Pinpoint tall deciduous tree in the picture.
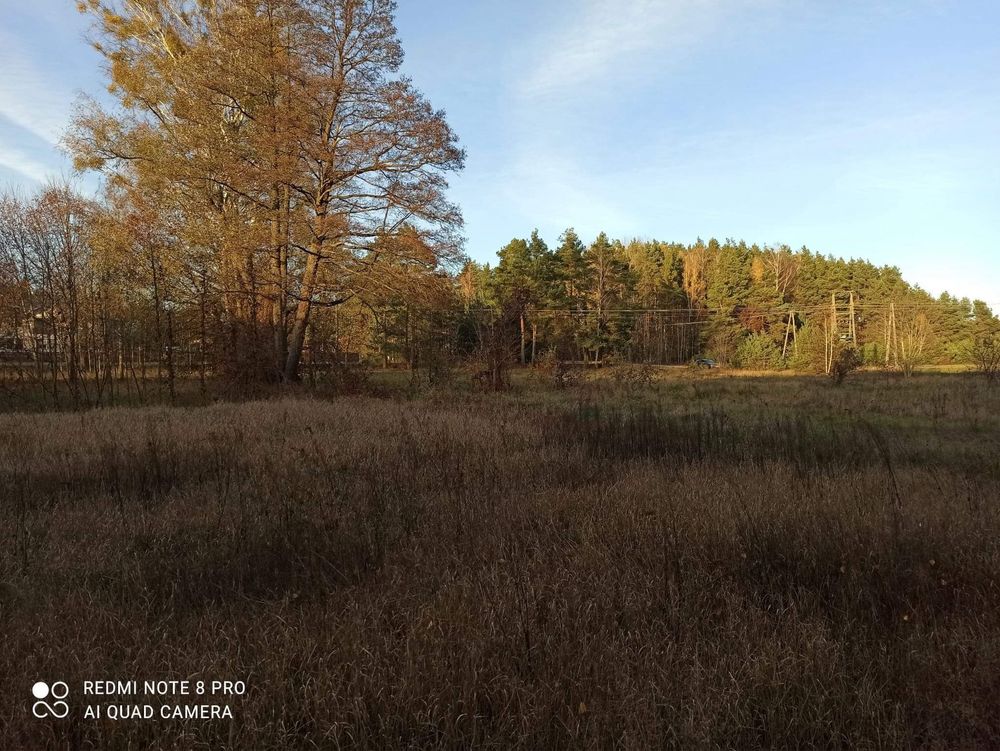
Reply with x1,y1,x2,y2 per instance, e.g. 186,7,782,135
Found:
72,0,464,381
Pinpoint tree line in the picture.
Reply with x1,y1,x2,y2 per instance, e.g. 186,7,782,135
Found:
3,184,997,401
0,0,997,407
458,230,997,376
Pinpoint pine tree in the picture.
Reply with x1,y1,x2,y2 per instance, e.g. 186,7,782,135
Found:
581,233,627,363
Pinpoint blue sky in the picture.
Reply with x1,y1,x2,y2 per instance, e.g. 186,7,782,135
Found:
1,1,998,309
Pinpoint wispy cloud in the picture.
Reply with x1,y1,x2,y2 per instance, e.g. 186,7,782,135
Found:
502,0,779,237
0,140,53,184
0,29,75,146
516,0,770,100
0,6,105,188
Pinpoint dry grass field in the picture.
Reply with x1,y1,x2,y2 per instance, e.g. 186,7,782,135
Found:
2,372,999,749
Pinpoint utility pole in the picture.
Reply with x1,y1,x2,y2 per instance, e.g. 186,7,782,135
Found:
828,291,860,370
520,314,526,365
885,303,892,368
887,300,899,369
848,292,857,345
781,310,796,360
826,293,838,374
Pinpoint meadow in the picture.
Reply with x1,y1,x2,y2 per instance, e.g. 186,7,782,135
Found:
2,370,999,749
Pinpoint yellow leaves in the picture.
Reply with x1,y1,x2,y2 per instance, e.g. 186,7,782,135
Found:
101,8,127,33
71,153,108,173
162,27,186,60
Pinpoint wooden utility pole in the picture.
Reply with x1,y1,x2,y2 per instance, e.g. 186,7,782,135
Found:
831,292,838,339
520,314,526,365
848,292,857,344
824,316,832,375
886,300,899,369
827,291,859,373
825,293,838,374
781,310,796,360
885,308,892,368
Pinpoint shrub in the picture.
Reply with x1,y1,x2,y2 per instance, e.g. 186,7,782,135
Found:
970,325,1000,382
611,361,656,389
789,323,826,373
860,341,883,366
534,349,580,389
734,333,782,370
830,346,861,385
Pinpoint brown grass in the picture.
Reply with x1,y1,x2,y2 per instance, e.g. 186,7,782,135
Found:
2,373,999,749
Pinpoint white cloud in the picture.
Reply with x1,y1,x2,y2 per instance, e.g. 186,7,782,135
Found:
0,141,54,184
516,0,767,100
0,28,75,146
501,0,774,234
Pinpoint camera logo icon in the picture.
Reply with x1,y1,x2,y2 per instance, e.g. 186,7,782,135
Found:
31,682,69,719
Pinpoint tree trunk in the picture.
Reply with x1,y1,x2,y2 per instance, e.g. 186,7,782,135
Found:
199,271,208,397
166,306,176,402
283,245,321,382
271,186,288,380
520,314,526,365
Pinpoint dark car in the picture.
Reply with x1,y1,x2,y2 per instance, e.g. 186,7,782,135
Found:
695,358,718,369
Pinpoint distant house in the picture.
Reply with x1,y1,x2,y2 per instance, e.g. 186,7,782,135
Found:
26,310,68,361
0,309,67,361
0,333,22,361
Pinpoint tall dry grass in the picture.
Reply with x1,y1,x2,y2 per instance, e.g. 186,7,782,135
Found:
1,373,999,748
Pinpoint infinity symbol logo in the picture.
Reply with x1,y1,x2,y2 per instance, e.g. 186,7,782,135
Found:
31,682,69,719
